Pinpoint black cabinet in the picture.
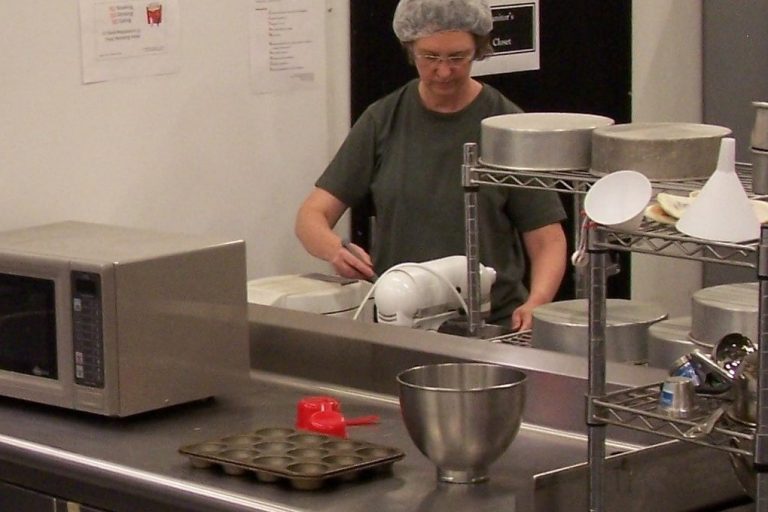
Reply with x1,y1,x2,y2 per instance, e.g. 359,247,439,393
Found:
0,480,109,512
55,501,109,512
0,481,54,511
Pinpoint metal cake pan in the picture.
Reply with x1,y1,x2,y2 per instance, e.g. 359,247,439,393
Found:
690,282,758,346
531,299,667,363
591,122,731,180
480,112,614,171
646,316,696,369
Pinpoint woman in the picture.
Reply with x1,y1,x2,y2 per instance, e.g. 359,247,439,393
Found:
295,0,566,330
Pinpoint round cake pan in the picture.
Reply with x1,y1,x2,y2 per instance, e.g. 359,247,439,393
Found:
480,112,614,171
531,299,667,363
752,148,768,195
647,316,695,370
591,122,731,180
752,101,768,150
690,282,757,346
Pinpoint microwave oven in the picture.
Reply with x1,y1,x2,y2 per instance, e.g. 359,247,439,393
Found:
0,221,250,416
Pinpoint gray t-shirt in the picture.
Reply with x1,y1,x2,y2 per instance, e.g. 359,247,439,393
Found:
317,79,566,323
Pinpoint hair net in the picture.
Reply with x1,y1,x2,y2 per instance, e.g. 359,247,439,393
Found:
392,0,493,42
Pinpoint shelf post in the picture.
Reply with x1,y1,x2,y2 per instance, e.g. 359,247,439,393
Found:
756,224,768,508
463,143,482,337
587,225,608,512
574,183,589,298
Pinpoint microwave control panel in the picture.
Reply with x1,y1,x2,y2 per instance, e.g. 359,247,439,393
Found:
71,272,104,388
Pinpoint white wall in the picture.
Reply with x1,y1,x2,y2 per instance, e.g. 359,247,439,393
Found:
0,0,707,312
0,0,350,280
631,0,704,317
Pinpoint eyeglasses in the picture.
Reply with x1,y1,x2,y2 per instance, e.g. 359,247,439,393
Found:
414,51,475,68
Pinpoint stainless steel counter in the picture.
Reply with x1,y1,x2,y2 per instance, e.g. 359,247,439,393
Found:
0,370,750,512
248,304,671,441
0,305,752,511
0,370,592,512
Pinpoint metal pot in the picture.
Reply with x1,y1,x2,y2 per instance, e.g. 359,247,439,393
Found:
531,299,667,363
480,113,614,171
690,334,758,426
729,350,758,426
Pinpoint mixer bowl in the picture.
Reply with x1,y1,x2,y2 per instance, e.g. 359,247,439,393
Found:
397,363,527,483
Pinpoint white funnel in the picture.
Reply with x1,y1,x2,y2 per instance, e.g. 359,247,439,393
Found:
676,138,760,242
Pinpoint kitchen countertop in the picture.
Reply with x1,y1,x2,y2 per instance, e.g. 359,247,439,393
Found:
0,371,590,512
0,305,752,511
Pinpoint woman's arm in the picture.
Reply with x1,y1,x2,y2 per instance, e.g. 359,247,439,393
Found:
295,187,375,280
511,222,567,331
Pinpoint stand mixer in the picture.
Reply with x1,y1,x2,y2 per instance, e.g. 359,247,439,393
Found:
373,255,496,330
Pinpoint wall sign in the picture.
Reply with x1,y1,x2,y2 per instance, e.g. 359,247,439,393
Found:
472,0,539,77
249,0,326,95
79,0,181,83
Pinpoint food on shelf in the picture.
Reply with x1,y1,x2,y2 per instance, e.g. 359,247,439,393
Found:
645,191,768,224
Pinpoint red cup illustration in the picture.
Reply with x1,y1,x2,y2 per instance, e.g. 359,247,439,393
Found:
146,3,162,25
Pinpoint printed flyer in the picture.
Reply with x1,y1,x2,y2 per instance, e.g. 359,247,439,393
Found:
249,0,326,94
80,0,180,83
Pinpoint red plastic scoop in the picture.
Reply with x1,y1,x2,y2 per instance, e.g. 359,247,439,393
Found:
295,395,340,430
344,414,380,426
308,410,380,438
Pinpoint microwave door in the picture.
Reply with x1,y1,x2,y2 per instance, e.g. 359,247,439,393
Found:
0,273,58,380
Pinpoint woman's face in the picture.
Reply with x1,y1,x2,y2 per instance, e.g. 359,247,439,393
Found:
411,31,476,100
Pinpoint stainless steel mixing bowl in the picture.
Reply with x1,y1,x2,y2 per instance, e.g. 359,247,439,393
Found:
397,363,527,484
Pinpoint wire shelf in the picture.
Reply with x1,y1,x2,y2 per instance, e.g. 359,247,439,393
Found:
469,162,758,196
594,221,759,267
592,382,755,456
469,164,762,267
466,156,768,507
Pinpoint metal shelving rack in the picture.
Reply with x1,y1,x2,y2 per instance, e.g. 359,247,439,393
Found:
461,142,767,511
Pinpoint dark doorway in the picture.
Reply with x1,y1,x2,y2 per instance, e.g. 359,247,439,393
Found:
348,1,633,300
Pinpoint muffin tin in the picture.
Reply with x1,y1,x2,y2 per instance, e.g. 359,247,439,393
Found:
179,427,405,490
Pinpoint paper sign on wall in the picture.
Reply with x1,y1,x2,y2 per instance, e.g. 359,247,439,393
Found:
249,0,326,94
472,0,540,77
79,0,181,84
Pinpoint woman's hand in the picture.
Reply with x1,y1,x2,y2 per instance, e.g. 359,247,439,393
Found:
510,302,536,332
332,241,376,281
296,188,377,282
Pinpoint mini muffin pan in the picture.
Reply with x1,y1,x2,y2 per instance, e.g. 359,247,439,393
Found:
179,427,405,490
